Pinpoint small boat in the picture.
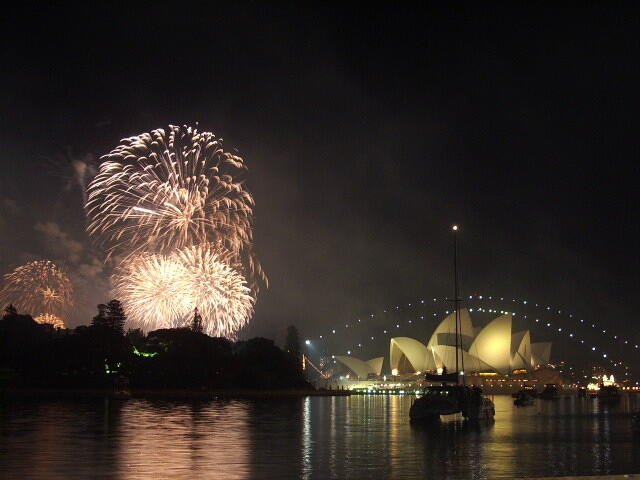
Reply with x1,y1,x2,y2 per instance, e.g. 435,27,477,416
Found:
539,383,560,400
410,384,495,422
512,386,538,399
513,390,535,407
632,411,640,433
466,392,496,421
597,384,620,402
410,385,465,420
577,386,587,398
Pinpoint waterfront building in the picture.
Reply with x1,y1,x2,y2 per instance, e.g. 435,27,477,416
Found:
389,309,551,376
334,356,384,379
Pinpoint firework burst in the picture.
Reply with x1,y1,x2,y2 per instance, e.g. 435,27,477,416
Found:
112,243,254,338
85,125,265,288
34,313,66,329
0,260,73,321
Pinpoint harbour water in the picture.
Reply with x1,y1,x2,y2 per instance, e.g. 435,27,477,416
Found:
1,394,639,479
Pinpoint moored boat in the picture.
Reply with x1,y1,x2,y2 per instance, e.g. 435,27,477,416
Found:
465,392,496,421
409,225,495,423
539,383,560,400
410,385,464,421
512,385,538,399
632,411,640,433
597,384,620,402
513,390,535,407
410,384,494,421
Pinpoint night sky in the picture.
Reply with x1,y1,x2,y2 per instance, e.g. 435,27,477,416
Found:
1,5,638,369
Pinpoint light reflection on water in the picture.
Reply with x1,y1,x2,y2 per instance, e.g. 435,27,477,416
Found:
118,400,252,479
1,394,639,479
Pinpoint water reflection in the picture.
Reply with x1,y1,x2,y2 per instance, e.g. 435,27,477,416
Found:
0,397,124,478
301,396,312,479
118,399,252,479
1,394,639,479
409,419,492,479
245,399,305,479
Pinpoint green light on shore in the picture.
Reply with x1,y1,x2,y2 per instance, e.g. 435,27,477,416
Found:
133,346,159,358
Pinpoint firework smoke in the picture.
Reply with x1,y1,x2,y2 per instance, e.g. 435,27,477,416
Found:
0,260,73,324
112,243,254,338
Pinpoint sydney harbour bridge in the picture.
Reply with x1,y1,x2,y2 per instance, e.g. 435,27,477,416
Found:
303,293,638,385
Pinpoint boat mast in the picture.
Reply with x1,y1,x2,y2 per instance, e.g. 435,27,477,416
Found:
452,224,465,385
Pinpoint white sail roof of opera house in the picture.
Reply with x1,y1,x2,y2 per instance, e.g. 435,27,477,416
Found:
389,308,551,375
427,310,474,350
334,356,384,379
430,344,494,373
531,342,552,367
468,314,512,374
390,337,433,373
510,330,531,371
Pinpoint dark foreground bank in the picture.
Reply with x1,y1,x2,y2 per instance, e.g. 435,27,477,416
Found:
1,311,313,392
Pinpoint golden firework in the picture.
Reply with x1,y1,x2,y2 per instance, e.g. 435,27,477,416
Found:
112,243,254,338
0,260,73,322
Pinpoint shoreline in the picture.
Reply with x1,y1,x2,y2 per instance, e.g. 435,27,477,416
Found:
0,386,352,399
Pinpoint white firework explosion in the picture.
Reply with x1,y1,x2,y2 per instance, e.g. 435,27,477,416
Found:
84,125,265,288
112,243,254,338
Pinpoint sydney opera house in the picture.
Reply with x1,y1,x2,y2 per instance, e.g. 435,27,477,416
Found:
335,309,552,379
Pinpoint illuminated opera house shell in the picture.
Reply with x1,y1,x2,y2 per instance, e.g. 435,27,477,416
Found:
334,356,384,379
390,309,551,375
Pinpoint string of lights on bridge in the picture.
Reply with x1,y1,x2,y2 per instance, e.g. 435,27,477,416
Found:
309,294,637,378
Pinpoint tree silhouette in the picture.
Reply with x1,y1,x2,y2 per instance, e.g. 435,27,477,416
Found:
106,299,126,336
92,303,109,328
91,300,126,336
285,325,300,358
3,304,17,317
191,307,203,334
126,328,145,346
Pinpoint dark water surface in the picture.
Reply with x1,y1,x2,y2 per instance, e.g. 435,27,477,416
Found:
1,394,639,479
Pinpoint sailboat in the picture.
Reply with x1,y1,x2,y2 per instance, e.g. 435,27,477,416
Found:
409,225,495,422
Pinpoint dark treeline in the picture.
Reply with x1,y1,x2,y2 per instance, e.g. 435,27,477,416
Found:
0,305,310,391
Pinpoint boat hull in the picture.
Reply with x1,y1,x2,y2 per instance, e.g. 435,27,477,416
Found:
465,397,495,421
410,386,495,422
540,384,560,400
514,396,534,407
632,412,640,433
410,395,460,421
